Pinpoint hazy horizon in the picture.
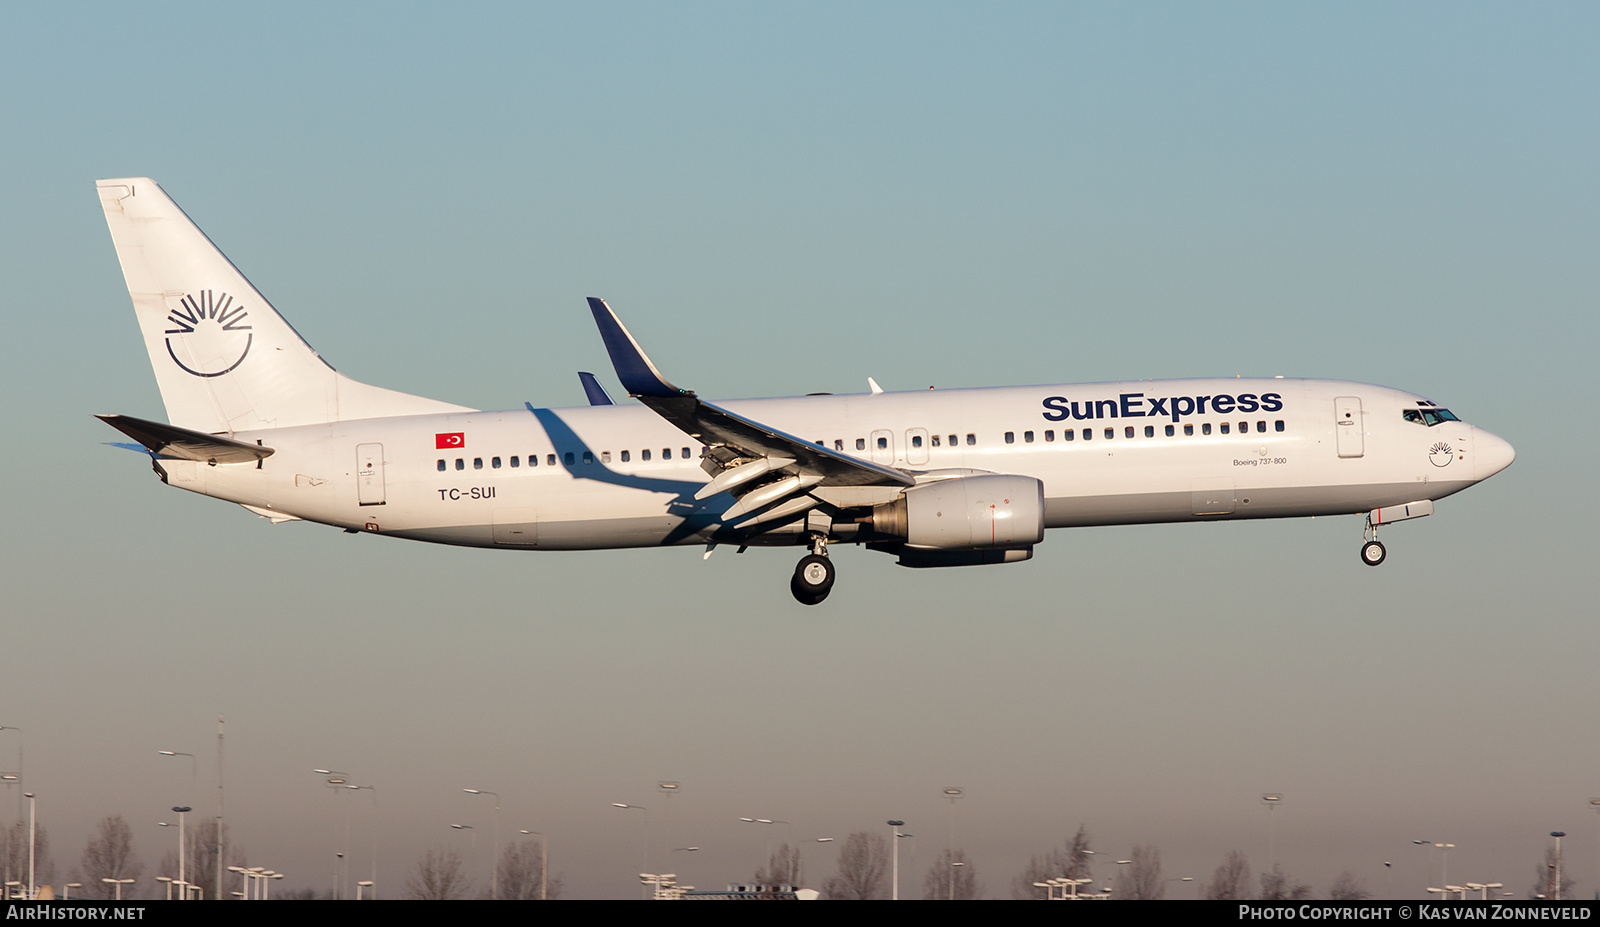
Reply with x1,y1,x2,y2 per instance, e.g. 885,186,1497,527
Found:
1,1,1595,900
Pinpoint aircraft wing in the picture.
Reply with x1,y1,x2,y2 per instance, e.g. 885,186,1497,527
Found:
96,413,274,464
587,297,914,490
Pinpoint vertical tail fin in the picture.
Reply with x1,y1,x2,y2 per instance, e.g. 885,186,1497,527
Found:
97,178,469,433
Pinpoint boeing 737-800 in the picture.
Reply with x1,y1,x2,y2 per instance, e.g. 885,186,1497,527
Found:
95,178,1515,604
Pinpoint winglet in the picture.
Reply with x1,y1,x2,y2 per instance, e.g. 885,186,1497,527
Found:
577,371,615,406
586,297,693,399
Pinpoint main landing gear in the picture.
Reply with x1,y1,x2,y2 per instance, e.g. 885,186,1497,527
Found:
1360,516,1386,567
791,536,835,605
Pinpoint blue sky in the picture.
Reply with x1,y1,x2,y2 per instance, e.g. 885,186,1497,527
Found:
1,2,1595,899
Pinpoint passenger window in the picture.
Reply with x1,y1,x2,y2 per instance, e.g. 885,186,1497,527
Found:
1165,425,1175,437
931,435,941,447
856,438,866,451
912,435,923,448
1202,423,1211,435
1238,421,1248,433
834,439,844,451
642,449,652,461
456,458,465,470
1104,427,1114,440
966,434,976,446
582,451,594,465
621,450,630,462
1125,426,1134,439
564,452,575,465
1082,428,1092,441
683,447,692,459
492,457,502,469
662,448,672,459
1044,430,1054,442
1221,423,1230,434
1063,429,1075,441
510,456,520,468
601,451,611,463
1183,425,1193,436
437,459,446,472
547,454,557,466
1256,421,1266,433
1275,420,1285,432
1024,431,1034,443
1005,432,1015,444
1144,425,1154,438
474,458,484,469
876,437,888,450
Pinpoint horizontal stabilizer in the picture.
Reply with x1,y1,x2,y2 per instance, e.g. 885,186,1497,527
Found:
96,413,274,464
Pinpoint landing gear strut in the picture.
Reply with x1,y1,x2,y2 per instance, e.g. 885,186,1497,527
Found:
1360,516,1386,567
791,536,835,605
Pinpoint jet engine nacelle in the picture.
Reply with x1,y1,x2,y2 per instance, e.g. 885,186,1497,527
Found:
871,474,1045,550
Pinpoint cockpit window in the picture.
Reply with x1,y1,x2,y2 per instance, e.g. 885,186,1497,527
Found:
1403,408,1460,426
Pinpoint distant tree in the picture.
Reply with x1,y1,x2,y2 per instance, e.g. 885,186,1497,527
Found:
1203,850,1253,900
496,837,561,899
80,816,142,899
1329,871,1370,900
755,842,804,888
1529,846,1577,900
923,848,980,900
5,820,56,892
1012,824,1094,899
1120,844,1165,900
821,832,888,900
406,846,473,900
1260,864,1314,900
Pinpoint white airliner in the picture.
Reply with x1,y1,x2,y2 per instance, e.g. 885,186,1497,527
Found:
95,178,1515,604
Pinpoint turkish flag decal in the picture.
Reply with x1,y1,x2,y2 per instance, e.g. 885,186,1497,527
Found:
435,432,465,449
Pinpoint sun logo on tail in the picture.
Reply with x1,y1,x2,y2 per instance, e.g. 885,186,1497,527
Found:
1428,441,1454,467
165,290,253,377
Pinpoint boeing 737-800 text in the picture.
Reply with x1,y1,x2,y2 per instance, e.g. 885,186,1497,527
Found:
95,178,1514,604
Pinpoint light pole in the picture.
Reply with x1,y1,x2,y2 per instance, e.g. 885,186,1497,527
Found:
658,782,680,864
1591,800,1600,902
25,792,36,901
942,787,964,900
1435,843,1455,891
0,727,20,895
520,830,549,900
101,877,135,901
612,803,650,896
463,789,501,899
1550,831,1566,900
313,769,350,899
1261,793,1283,872
887,821,908,901
348,785,378,900
172,806,192,900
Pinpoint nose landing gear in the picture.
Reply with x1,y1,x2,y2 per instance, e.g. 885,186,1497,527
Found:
1360,515,1386,566
791,536,835,605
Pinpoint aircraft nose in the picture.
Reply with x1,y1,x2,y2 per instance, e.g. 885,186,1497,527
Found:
1473,426,1515,480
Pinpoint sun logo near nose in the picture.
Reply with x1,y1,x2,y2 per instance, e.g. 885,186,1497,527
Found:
1428,441,1454,468
165,290,253,377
